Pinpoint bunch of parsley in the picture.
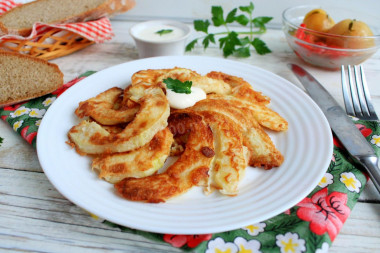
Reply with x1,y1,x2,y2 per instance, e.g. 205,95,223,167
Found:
186,2,272,57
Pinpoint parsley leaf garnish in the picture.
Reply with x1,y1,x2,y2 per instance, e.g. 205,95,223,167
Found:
0,137,3,146
186,2,272,57
156,29,173,36
164,78,192,94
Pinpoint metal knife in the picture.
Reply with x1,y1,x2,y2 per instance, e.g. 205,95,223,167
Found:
288,63,380,193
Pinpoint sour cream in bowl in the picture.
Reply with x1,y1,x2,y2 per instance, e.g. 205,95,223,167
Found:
130,20,191,58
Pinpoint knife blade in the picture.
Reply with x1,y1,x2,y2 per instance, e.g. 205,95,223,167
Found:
288,63,380,193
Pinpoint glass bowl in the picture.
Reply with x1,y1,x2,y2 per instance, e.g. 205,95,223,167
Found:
282,5,380,70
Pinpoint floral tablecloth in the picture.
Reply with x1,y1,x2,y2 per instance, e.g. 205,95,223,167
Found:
1,71,379,253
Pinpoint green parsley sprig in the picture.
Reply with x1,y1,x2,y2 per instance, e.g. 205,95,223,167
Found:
186,2,272,57
164,78,192,94
0,137,3,147
156,29,173,36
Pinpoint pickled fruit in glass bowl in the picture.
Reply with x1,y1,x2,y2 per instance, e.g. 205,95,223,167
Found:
303,8,335,32
282,5,380,70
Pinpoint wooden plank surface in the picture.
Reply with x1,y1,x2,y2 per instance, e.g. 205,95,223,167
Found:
1,167,380,252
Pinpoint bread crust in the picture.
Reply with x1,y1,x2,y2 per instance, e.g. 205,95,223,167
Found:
0,0,136,36
0,51,63,107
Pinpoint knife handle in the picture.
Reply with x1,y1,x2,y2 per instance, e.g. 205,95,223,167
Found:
356,155,380,193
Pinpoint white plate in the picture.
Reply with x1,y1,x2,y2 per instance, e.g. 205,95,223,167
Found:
37,56,333,234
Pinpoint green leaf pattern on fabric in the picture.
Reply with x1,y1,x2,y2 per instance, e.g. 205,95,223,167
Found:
1,72,379,253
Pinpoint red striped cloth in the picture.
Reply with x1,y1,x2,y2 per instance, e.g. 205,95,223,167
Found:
0,0,19,12
0,0,113,43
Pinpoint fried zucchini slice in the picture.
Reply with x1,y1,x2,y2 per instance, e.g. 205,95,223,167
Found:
75,87,139,125
196,111,247,195
68,85,170,154
114,113,214,203
189,98,284,169
208,94,288,132
92,127,173,183
207,71,270,105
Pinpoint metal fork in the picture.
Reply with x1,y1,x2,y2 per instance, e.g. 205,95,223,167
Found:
341,65,379,121
341,65,380,193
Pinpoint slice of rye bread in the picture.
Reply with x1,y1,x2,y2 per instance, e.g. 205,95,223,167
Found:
0,51,63,107
0,0,136,36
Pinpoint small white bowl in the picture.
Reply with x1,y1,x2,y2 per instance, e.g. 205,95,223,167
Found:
129,20,191,58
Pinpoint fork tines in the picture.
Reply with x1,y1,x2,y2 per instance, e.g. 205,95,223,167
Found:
341,65,379,121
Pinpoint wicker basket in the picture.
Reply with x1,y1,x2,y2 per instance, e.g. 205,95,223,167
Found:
0,28,94,60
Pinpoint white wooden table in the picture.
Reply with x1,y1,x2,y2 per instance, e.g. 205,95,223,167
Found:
1,20,380,252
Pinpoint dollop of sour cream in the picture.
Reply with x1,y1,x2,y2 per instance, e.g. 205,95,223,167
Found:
166,87,206,109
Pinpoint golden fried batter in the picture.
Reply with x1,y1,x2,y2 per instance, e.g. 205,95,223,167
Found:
75,87,139,125
131,68,169,86
200,111,246,195
208,94,288,132
92,128,173,183
243,128,284,169
206,71,270,105
174,110,247,195
189,98,284,169
68,85,170,154
114,113,214,203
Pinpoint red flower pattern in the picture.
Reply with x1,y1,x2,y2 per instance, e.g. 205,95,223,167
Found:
163,234,212,248
333,136,343,149
296,188,350,241
355,123,372,137
1,103,23,113
20,126,37,144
